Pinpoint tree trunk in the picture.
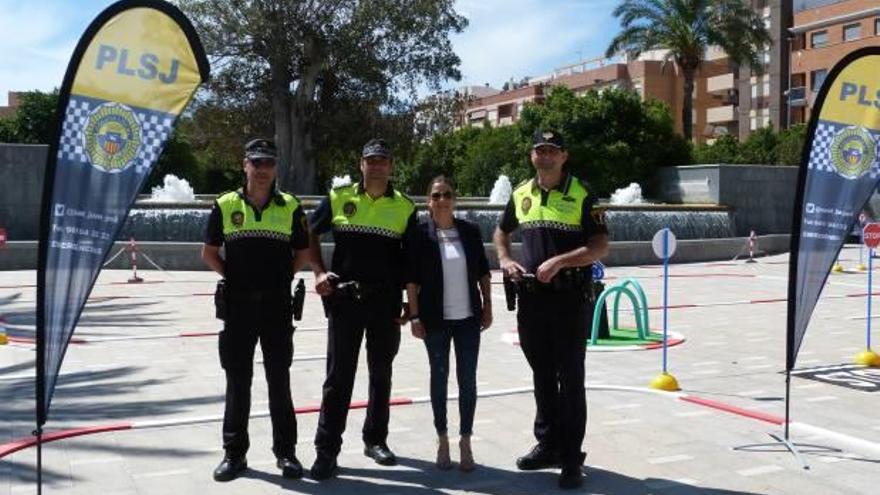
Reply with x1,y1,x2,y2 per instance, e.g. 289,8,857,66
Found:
285,36,324,194
270,59,293,190
682,68,695,142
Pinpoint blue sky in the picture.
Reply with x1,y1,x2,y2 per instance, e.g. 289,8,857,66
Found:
0,0,623,105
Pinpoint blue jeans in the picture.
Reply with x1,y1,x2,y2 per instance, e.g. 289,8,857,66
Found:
424,317,481,436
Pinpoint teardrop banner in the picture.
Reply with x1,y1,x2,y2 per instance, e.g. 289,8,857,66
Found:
782,46,880,466
36,0,208,438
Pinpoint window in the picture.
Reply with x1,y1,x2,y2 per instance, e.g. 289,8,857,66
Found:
811,69,828,92
811,30,828,48
875,18,879,35
844,23,861,41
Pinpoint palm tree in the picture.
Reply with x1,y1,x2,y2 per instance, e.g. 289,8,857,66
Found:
606,0,771,141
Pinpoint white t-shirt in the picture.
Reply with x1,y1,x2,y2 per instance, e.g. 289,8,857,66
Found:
437,227,473,320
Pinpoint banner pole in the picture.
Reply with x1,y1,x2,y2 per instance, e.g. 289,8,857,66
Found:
662,228,669,374
35,428,42,495
868,248,873,351
784,370,791,440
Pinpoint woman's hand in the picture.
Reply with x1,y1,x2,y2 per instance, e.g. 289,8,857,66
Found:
411,319,426,339
480,304,493,331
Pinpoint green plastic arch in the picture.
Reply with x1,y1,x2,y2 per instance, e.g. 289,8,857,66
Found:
611,277,650,333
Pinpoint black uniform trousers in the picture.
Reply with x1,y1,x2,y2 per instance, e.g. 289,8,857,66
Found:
314,293,401,458
517,288,589,468
219,298,296,459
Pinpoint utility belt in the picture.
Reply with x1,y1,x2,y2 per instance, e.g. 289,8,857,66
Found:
321,275,400,316
215,279,305,322
503,268,591,311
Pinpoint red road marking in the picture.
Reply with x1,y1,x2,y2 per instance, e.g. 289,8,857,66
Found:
0,398,418,459
643,338,684,350
179,332,218,338
749,297,787,304
679,396,785,425
0,423,132,458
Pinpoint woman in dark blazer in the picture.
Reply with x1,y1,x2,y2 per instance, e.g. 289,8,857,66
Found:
405,175,492,472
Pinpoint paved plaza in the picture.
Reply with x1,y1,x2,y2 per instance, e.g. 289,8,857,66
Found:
1,246,879,494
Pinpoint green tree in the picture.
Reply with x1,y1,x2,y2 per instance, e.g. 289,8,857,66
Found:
143,129,202,192
606,0,770,141
737,125,778,164
517,86,689,196
693,134,739,163
179,0,467,194
0,90,59,144
777,123,806,166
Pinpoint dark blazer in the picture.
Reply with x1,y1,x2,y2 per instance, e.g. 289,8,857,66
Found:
406,216,490,329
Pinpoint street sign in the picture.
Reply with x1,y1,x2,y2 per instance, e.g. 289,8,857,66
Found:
652,228,677,259
864,223,880,249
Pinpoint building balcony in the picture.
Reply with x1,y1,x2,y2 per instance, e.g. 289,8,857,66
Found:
706,105,738,124
705,46,729,61
707,73,736,94
787,86,807,107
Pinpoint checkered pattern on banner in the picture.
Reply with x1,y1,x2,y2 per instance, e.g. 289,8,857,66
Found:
808,120,880,179
56,95,175,175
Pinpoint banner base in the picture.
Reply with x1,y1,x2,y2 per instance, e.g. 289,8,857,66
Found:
854,349,880,367
649,372,680,392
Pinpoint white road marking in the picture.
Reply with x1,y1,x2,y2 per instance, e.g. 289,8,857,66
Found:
647,454,693,465
736,465,784,476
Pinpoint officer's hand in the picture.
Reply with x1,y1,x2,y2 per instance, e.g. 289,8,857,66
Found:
315,272,335,296
411,320,426,339
480,305,493,331
536,258,562,284
500,257,526,281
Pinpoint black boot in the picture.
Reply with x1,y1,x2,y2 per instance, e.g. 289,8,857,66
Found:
558,465,584,489
213,455,247,482
310,453,338,481
364,443,397,466
516,444,560,470
277,454,303,479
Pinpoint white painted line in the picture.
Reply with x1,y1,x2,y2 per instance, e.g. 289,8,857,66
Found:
737,390,767,397
805,396,839,403
736,465,783,477
818,456,848,464
69,456,124,466
647,454,693,465
602,419,643,426
646,478,699,489
740,356,769,362
673,411,711,418
132,468,191,478
606,403,643,411
692,369,721,375
691,361,721,367
791,422,880,458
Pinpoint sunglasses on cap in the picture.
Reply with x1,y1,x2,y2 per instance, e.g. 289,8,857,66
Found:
249,157,277,168
430,191,454,200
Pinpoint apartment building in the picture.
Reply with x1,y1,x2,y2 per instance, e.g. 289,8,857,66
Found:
0,92,23,119
463,0,791,143
788,0,880,124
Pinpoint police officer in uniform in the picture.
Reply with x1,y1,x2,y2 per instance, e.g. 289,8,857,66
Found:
307,138,417,480
203,139,310,481
493,130,609,489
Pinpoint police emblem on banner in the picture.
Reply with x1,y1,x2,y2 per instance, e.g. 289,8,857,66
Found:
830,126,876,179
343,201,357,217
231,211,244,228
521,197,532,215
83,102,143,173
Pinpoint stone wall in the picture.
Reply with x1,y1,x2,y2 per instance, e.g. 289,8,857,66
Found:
657,164,799,236
0,144,47,240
